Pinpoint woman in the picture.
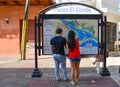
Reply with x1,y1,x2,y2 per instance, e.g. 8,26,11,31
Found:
67,30,81,85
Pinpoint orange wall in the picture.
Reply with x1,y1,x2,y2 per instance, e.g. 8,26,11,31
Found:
0,5,48,56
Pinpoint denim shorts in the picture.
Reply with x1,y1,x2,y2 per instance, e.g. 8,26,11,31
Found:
69,57,81,62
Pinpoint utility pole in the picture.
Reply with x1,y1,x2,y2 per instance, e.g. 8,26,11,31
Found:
21,0,30,60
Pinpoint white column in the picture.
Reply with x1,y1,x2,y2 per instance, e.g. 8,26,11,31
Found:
119,0,120,12
96,0,102,8
117,22,120,40
96,0,107,12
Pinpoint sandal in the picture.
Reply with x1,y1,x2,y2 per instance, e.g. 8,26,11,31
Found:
75,79,78,82
70,81,75,85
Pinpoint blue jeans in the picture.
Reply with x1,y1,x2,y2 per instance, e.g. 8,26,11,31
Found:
53,54,68,80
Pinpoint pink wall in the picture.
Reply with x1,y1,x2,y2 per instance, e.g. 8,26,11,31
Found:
0,5,48,56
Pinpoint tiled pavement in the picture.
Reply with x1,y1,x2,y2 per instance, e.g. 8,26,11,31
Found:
0,53,120,87
0,68,119,87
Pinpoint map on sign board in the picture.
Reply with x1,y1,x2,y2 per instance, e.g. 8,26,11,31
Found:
43,19,98,55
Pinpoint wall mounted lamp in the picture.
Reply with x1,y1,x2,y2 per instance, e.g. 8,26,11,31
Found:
5,18,9,24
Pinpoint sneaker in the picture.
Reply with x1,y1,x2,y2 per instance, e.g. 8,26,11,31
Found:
64,79,69,82
70,81,75,85
56,79,61,82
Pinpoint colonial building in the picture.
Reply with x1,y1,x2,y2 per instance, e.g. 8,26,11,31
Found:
0,0,55,56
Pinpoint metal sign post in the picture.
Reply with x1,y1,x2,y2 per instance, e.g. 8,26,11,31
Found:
100,16,110,76
31,16,42,77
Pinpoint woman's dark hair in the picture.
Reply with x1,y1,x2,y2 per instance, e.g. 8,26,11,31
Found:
56,28,63,34
68,30,76,51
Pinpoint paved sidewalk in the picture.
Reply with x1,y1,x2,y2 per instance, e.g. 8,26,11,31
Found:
0,54,120,87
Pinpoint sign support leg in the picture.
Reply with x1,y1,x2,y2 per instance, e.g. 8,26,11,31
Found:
31,16,42,77
100,16,110,76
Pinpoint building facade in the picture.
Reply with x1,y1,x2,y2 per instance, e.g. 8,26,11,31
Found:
0,0,120,56
0,0,54,56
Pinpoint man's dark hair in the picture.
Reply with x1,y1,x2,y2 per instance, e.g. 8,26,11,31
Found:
56,28,63,34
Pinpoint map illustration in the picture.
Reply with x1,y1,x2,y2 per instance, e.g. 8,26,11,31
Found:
43,19,98,55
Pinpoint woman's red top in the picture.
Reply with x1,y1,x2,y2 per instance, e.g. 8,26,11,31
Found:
68,39,81,58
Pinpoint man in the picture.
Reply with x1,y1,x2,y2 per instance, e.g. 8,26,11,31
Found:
50,28,68,81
